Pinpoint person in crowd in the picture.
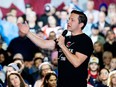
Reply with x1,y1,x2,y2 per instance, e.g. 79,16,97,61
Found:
96,11,110,37
83,13,94,36
22,4,33,22
26,11,40,33
90,23,106,45
0,14,19,46
87,56,99,87
17,16,24,24
36,30,47,40
34,52,44,59
103,30,116,57
38,3,59,27
111,24,116,37
84,0,99,23
109,57,116,72
12,53,25,75
95,68,109,87
30,56,43,82
47,31,56,40
6,63,20,73
7,71,28,87
0,46,10,67
41,71,57,87
34,62,53,87
59,10,68,30
99,3,108,16
7,28,40,62
0,65,5,87
65,0,83,13
51,50,58,76
3,62,20,87
42,31,57,61
107,70,116,87
0,78,4,87
102,51,113,69
9,8,17,18
41,15,61,38
92,41,104,69
107,12,116,26
18,10,93,87
106,3,116,24
38,31,57,62
13,53,35,86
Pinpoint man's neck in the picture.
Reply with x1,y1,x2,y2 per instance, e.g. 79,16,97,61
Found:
71,29,83,36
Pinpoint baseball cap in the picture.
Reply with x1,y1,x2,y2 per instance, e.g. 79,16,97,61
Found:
44,3,52,13
89,56,99,64
91,23,99,30
8,63,20,71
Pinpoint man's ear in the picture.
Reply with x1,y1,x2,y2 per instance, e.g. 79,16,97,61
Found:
79,23,84,29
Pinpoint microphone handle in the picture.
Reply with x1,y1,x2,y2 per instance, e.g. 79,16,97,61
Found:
55,30,68,49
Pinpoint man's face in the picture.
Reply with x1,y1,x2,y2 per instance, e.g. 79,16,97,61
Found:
67,13,79,32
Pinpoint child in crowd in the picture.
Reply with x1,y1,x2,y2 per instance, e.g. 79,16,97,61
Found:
87,56,100,87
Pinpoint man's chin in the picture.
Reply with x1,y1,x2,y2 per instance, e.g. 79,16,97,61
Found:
67,28,71,31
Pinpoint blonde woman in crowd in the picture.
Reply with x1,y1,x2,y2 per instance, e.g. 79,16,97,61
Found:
93,41,104,69
107,70,116,87
102,51,113,69
109,58,116,72
7,71,28,87
106,3,116,24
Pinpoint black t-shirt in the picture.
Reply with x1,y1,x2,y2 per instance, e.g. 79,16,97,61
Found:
104,41,116,57
58,33,93,87
7,36,40,61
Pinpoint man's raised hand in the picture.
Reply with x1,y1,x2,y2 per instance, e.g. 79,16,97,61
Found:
17,22,29,35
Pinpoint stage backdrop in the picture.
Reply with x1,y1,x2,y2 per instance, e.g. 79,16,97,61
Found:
0,0,116,18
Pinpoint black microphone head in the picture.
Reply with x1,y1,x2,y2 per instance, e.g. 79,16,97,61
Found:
62,30,68,37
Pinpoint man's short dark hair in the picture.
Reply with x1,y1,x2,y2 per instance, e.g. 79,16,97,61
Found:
71,10,87,29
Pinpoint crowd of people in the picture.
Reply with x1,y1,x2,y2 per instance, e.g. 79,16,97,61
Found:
0,0,116,87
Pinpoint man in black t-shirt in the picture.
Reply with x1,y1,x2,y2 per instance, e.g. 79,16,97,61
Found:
58,34,93,87
18,10,93,87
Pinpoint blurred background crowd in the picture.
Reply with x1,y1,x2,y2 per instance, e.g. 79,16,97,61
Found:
0,0,116,87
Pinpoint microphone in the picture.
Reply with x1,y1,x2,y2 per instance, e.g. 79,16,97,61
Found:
55,30,68,49
62,30,68,37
